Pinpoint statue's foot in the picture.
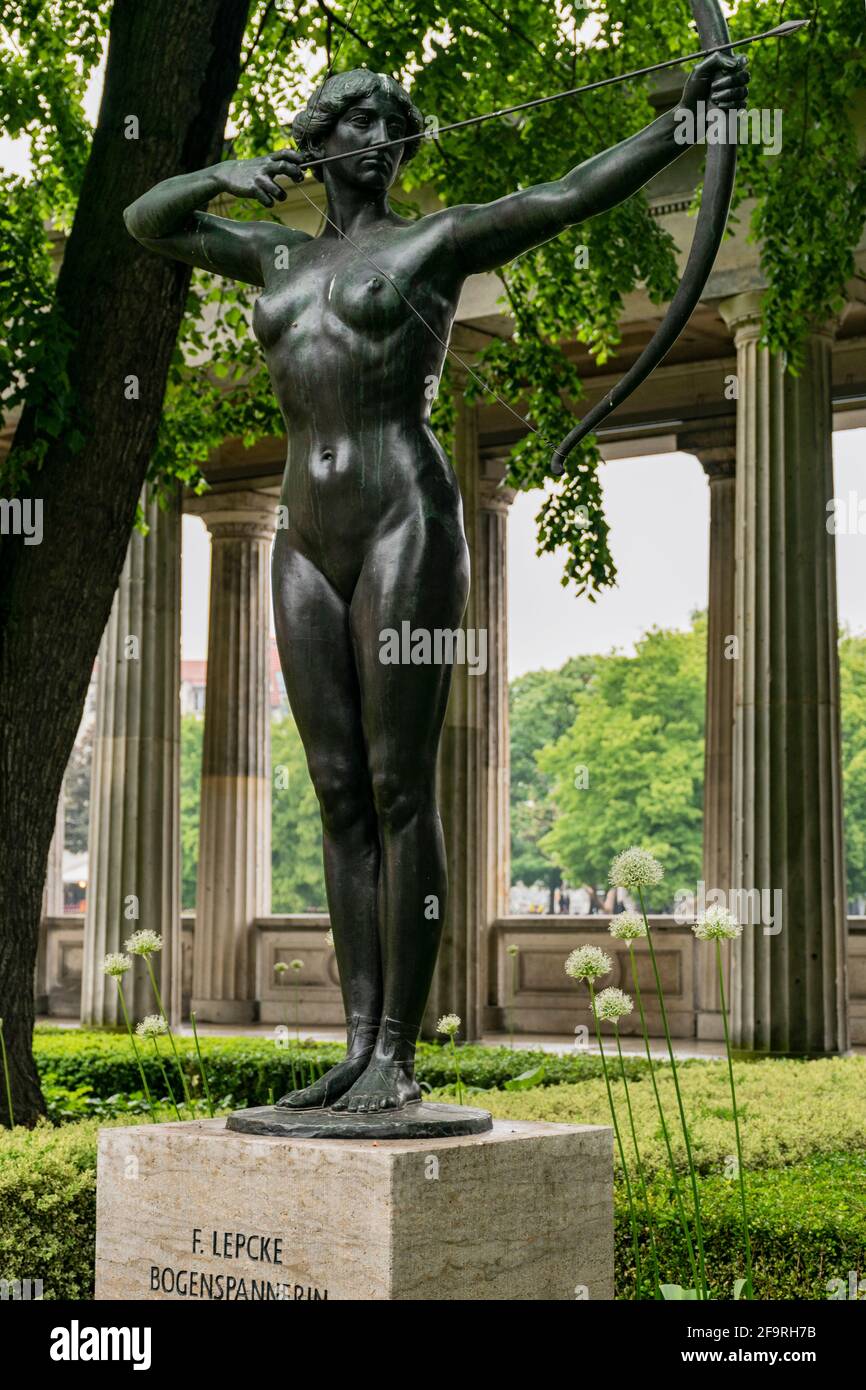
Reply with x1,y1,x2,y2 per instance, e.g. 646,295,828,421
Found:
276,1012,380,1109
330,1060,421,1114
275,1052,373,1109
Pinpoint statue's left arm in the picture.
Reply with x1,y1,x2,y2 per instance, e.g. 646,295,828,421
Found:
450,52,748,276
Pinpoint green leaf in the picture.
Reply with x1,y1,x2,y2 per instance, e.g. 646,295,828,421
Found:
503,1064,547,1091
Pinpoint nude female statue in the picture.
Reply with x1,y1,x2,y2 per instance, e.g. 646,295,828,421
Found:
125,53,747,1115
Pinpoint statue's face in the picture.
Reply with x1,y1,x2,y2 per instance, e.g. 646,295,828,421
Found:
322,91,409,191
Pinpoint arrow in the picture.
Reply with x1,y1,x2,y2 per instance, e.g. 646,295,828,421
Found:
298,19,810,171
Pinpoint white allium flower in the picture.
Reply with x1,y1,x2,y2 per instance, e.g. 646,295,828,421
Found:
324,929,335,947
693,905,742,941
289,959,304,971
101,952,131,977
125,929,163,958
608,912,647,942
274,962,288,977
136,1014,167,1039
506,944,519,958
436,1013,461,1037
609,847,664,891
564,945,612,982
594,987,634,1022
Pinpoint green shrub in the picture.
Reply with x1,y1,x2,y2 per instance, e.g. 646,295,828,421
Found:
614,1155,866,1300
0,1118,133,1300
33,1027,685,1106
453,1056,866,1177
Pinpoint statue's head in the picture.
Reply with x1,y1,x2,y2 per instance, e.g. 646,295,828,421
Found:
292,69,424,187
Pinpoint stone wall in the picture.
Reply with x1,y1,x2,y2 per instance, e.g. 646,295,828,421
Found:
36,914,866,1047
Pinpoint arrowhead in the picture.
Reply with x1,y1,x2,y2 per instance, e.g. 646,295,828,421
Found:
771,19,811,36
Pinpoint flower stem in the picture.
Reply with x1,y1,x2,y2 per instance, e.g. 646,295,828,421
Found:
0,1018,14,1128
150,1038,181,1121
190,1011,214,1118
716,938,753,1298
449,1036,464,1105
114,981,157,1122
639,887,709,1300
628,943,700,1292
509,954,517,1049
144,958,192,1114
614,1027,662,1299
589,981,644,1299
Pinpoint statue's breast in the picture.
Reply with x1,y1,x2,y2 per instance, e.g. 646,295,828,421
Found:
253,246,411,355
326,263,406,336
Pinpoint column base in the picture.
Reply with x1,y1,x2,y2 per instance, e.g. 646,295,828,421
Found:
190,997,258,1025
96,1116,613,1301
696,1010,726,1042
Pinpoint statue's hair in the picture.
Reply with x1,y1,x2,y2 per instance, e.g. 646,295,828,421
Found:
292,70,424,181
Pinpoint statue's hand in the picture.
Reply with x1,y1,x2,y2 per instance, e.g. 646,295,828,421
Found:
682,52,749,112
215,150,306,207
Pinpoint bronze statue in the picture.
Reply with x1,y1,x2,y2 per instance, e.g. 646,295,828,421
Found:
124,43,748,1121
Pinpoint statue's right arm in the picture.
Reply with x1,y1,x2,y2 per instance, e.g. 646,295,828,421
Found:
123,151,309,288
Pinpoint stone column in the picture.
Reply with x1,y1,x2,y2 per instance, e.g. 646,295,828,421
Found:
679,425,737,1039
189,491,277,1023
478,464,515,1029
719,292,848,1055
82,488,182,1025
42,784,65,917
427,382,485,1039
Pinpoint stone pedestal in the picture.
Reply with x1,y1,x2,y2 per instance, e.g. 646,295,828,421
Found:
95,1117,613,1301
188,491,277,1023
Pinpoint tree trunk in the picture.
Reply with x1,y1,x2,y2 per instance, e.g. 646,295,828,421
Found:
0,0,250,1125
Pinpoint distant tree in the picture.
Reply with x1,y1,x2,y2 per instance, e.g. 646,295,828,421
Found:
538,615,707,910
510,656,596,904
180,715,203,911
63,715,93,855
271,719,327,912
839,631,866,903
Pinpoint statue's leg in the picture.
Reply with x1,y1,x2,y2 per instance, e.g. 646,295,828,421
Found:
271,534,383,1108
332,510,470,1113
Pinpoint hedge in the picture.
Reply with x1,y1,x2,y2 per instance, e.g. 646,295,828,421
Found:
612,1154,866,1300
33,1027,697,1109
462,1056,866,1176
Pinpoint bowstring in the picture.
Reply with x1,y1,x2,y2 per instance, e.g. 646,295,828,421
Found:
294,183,553,448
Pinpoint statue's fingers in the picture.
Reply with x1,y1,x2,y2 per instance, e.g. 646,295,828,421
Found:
711,76,745,96
252,180,275,207
266,159,305,184
256,174,285,202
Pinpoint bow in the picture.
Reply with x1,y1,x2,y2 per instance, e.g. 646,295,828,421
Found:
550,0,737,476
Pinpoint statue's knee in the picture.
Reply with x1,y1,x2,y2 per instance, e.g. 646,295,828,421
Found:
311,762,371,837
371,768,431,832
